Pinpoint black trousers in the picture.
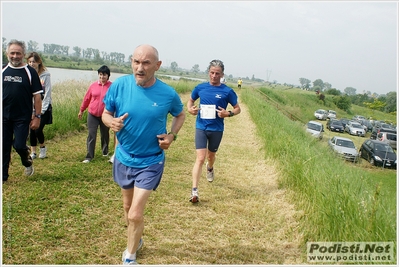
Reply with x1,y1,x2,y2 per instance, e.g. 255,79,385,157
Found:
3,118,32,181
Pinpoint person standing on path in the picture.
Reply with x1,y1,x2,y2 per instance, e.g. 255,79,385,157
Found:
2,39,43,182
187,59,241,203
78,65,112,163
102,44,185,265
27,52,53,159
237,78,242,89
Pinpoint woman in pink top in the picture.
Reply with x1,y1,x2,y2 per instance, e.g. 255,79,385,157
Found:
78,65,112,163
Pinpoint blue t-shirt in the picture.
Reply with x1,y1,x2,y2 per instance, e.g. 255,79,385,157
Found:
191,82,238,131
103,75,183,168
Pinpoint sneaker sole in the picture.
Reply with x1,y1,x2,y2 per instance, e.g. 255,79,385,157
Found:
190,196,199,203
25,166,34,176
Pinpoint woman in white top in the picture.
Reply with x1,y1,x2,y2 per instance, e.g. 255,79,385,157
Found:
27,52,53,159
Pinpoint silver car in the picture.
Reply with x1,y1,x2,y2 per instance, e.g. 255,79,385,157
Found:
306,121,324,140
327,110,337,119
345,121,366,137
314,109,328,120
377,132,397,150
328,136,359,162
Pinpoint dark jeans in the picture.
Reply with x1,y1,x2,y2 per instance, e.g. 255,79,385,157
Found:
29,108,51,146
85,113,110,160
3,118,32,181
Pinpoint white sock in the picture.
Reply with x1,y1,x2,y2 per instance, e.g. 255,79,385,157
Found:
125,250,136,260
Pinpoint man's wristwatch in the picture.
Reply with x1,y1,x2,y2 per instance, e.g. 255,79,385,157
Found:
34,114,41,119
168,132,177,141
228,111,234,117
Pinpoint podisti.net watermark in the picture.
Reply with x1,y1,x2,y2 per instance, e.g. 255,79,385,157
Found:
307,242,395,263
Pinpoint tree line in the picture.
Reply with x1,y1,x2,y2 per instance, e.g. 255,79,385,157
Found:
2,37,395,114
299,77,396,114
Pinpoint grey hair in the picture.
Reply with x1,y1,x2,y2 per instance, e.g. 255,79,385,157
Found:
6,39,26,54
208,59,224,73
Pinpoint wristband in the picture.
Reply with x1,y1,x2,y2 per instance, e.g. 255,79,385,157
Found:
228,111,234,117
168,132,177,141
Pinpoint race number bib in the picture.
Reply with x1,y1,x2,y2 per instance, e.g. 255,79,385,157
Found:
200,104,216,119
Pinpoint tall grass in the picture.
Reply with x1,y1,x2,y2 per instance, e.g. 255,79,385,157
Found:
241,88,396,244
46,80,91,139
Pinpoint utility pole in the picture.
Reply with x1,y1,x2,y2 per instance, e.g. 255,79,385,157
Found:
266,69,272,82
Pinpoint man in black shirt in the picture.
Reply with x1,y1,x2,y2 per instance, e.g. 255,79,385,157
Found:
2,39,43,182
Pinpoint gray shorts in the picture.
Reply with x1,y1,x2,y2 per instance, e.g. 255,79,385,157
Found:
113,157,164,190
195,129,223,152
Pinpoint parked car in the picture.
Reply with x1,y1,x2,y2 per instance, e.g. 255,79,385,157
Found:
327,110,337,119
359,139,396,169
339,118,350,128
345,121,366,137
328,136,359,162
326,119,344,133
314,109,328,120
359,119,373,133
370,126,396,139
306,121,324,140
377,132,397,150
352,115,366,121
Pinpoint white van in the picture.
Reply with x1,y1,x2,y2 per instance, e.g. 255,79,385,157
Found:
306,121,324,140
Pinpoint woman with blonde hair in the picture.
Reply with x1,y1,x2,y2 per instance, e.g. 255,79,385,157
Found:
27,52,53,159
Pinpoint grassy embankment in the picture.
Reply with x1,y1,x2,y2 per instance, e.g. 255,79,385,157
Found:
2,79,396,264
241,87,396,243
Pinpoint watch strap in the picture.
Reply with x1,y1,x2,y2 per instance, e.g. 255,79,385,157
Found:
168,132,177,141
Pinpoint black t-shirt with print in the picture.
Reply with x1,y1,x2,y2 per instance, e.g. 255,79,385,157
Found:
2,64,43,121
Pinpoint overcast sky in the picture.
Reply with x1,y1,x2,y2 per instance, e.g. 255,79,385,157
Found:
2,1,397,95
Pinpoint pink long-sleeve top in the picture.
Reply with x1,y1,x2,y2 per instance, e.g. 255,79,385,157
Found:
80,80,112,117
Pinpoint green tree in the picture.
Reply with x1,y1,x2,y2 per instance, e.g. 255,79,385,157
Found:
324,82,332,90
191,64,200,74
350,93,370,107
344,87,357,96
384,91,397,113
27,40,39,52
73,46,82,57
3,49,8,63
364,100,386,113
325,88,341,95
313,79,324,91
170,61,178,72
334,95,352,111
2,37,6,50
299,77,311,90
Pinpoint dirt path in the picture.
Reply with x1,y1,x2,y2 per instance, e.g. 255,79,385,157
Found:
216,95,304,264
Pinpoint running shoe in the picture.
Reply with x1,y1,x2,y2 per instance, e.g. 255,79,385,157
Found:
39,147,47,159
206,163,214,182
189,190,199,203
24,165,34,176
122,239,143,265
